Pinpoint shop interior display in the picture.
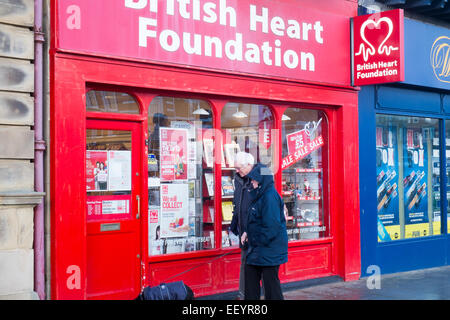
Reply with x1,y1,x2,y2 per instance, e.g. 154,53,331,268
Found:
148,119,211,255
282,156,325,240
281,110,327,241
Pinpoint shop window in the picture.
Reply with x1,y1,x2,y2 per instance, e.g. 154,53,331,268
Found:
147,97,213,255
445,120,450,234
86,90,140,114
221,103,275,247
376,115,441,242
281,108,329,241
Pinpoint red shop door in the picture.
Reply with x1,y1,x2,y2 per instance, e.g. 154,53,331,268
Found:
85,120,142,300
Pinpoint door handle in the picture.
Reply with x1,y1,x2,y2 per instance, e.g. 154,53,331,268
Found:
136,195,140,219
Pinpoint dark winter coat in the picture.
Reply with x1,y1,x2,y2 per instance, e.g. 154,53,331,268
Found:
245,164,288,267
230,173,254,248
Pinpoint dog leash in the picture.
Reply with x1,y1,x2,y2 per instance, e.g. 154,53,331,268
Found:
162,249,239,283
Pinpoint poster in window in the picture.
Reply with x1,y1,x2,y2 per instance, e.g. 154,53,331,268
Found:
160,128,188,181
446,138,450,234
221,176,234,196
160,183,190,238
86,195,131,221
108,150,131,191
403,127,430,239
375,126,400,241
86,150,108,191
258,118,273,150
148,207,163,255
282,121,324,170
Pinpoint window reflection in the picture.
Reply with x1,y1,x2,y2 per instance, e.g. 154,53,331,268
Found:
86,90,140,114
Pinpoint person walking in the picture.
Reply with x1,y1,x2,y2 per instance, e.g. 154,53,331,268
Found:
242,164,288,300
230,151,255,300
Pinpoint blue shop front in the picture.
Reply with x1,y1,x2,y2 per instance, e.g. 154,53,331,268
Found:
359,16,450,275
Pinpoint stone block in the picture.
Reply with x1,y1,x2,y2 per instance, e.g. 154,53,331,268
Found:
0,92,34,125
0,57,34,92
0,0,34,27
0,207,17,250
0,160,34,192
0,206,34,250
0,249,34,295
0,291,39,300
16,206,33,249
0,126,34,159
0,23,34,59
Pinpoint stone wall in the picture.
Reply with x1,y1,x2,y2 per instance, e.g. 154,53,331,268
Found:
0,0,43,300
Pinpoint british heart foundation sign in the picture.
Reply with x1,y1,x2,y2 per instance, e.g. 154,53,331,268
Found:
352,9,404,86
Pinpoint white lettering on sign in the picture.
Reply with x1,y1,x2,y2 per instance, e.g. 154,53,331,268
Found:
139,17,157,47
249,5,323,43
125,0,157,12
129,0,322,72
355,59,399,80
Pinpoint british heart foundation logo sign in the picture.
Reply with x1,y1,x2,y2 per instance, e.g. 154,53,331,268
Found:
352,9,404,86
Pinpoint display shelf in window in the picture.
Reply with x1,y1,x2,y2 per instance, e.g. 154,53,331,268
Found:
282,166,324,240
219,162,238,248
202,139,226,168
201,141,238,249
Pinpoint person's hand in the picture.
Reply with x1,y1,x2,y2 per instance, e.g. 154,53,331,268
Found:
241,232,248,245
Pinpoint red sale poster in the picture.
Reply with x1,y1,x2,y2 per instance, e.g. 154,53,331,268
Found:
286,129,311,155
282,120,324,170
160,127,188,181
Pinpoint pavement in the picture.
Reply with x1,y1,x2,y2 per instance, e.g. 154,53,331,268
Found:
282,265,450,300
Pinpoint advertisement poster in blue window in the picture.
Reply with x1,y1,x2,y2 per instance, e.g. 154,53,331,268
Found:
403,127,429,238
376,126,400,241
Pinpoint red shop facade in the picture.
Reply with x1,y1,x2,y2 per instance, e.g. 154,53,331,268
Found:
50,0,361,299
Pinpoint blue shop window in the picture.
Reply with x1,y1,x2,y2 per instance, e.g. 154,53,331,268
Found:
376,115,442,242
445,120,450,234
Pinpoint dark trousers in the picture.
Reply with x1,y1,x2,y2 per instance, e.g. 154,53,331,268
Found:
244,264,283,300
